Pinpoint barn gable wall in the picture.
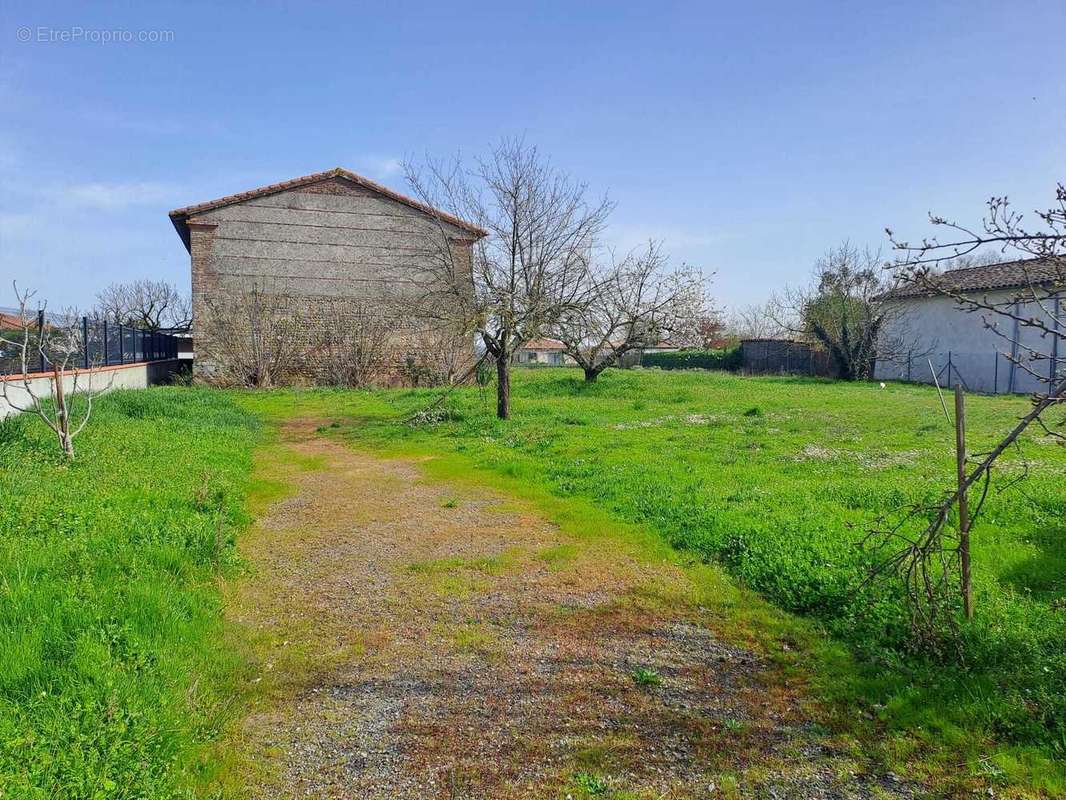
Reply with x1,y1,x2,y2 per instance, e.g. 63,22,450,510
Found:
189,177,473,383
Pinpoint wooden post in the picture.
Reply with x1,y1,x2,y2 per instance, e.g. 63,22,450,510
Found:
954,385,973,620
82,316,89,369
37,309,46,372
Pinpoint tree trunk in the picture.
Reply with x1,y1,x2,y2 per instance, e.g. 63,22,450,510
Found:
584,366,600,382
52,363,75,460
495,354,511,420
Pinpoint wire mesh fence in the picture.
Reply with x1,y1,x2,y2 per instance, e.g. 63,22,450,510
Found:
875,350,1063,395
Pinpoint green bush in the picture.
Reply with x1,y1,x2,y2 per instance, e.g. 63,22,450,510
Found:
641,347,741,371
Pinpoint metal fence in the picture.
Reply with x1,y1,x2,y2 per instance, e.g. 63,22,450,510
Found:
0,313,180,376
876,350,1063,395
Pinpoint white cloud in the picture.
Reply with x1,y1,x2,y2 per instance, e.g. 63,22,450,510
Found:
359,155,403,181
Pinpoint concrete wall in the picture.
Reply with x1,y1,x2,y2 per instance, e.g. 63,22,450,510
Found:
874,291,1063,393
188,177,475,382
0,360,181,419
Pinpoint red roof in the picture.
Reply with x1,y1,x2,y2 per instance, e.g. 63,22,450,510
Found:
521,338,566,351
0,311,29,329
168,167,487,251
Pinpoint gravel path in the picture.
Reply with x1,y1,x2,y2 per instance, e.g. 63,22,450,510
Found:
226,420,916,799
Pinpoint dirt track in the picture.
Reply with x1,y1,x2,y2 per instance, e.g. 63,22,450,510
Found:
226,420,914,799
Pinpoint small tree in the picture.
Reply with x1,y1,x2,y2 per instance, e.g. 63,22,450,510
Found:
0,284,109,459
403,138,613,418
95,279,190,330
774,242,914,380
552,241,708,382
864,184,1065,648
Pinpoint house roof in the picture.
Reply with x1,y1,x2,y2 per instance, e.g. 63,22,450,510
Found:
168,167,488,252
886,256,1064,299
0,311,25,329
521,338,566,351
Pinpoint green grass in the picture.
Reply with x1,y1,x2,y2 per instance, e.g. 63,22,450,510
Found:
3,371,1062,796
240,368,1066,793
0,389,260,798
630,667,662,687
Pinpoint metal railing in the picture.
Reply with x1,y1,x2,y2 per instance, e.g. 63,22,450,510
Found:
0,314,180,376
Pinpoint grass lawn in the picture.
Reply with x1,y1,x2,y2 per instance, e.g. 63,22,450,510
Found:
2,369,1063,798
0,390,260,798
241,367,1066,795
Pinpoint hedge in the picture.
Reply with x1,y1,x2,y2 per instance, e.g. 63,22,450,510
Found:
641,347,741,371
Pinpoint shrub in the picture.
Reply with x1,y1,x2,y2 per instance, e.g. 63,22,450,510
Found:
641,347,741,371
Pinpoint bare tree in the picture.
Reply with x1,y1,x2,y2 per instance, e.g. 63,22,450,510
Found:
726,301,788,341
552,241,708,382
403,138,614,418
773,243,915,380
197,284,303,387
863,184,1065,648
0,284,110,459
95,279,191,330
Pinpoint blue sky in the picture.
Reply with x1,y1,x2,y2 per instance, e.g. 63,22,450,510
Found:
1,0,1063,312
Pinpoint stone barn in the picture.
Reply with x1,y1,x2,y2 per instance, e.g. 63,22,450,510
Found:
168,167,486,384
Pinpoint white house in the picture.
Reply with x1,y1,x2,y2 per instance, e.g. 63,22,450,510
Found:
513,338,571,366
875,257,1063,394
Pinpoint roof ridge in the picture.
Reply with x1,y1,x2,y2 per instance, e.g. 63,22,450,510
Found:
167,167,487,249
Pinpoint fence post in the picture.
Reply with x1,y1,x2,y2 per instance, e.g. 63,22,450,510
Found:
82,316,89,369
37,309,45,372
954,385,973,620
1052,295,1061,386
118,324,124,364
946,351,952,389
993,352,999,395
102,320,109,366
906,350,912,382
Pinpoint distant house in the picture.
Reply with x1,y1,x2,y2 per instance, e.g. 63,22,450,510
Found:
875,257,1063,394
514,338,571,366
168,167,486,381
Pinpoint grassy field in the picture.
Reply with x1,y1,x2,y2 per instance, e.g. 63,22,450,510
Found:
240,368,1066,793
2,370,1063,797
0,390,259,798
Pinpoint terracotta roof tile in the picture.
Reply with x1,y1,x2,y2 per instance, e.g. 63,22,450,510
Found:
520,338,566,350
168,167,487,250
888,256,1064,299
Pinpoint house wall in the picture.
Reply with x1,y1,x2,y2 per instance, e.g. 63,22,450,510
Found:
514,349,573,365
188,178,475,382
874,290,1063,393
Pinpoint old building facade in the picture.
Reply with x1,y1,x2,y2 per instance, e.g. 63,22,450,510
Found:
169,168,484,383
